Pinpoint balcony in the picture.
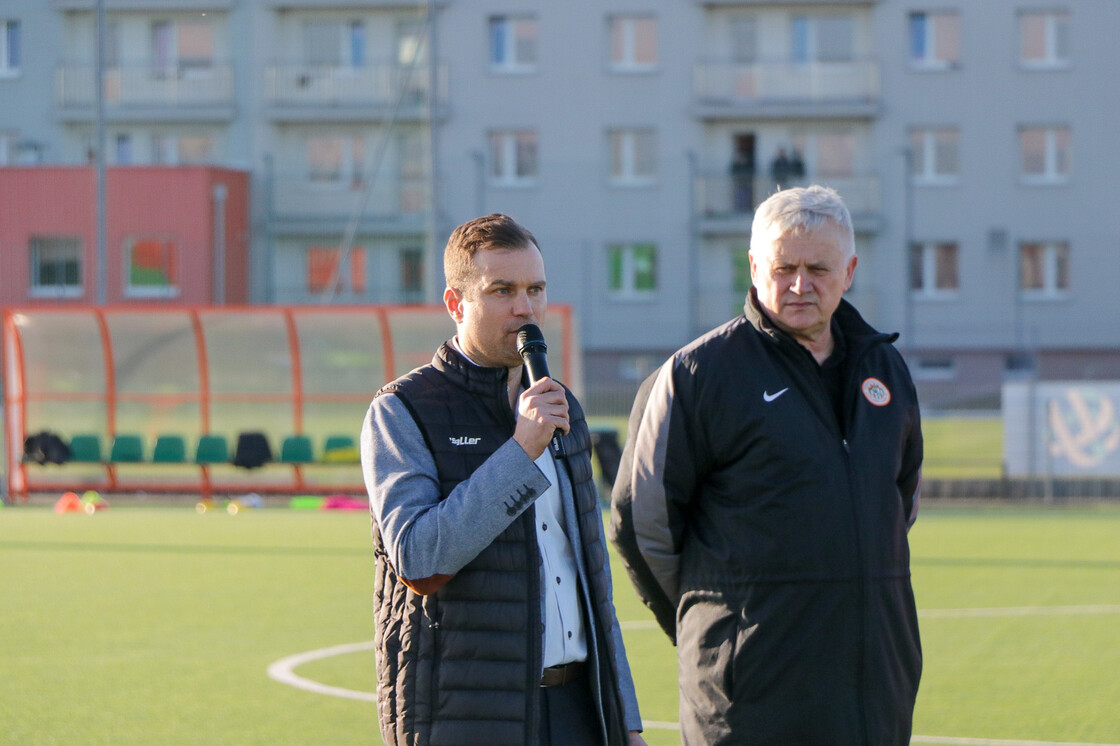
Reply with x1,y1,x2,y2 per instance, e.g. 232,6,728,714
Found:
55,63,235,122
693,58,880,119
266,171,430,236
265,62,447,122
694,171,881,234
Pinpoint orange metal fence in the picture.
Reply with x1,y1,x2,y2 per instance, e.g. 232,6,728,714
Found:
2,304,578,500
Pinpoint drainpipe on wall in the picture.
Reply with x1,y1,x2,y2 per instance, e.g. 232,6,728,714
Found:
212,183,228,305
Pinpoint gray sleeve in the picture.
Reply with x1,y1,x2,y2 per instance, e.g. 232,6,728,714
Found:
360,394,551,580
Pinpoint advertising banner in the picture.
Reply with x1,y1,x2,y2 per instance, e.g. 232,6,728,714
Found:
1003,382,1120,477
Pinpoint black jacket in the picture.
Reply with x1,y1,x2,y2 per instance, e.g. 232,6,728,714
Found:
371,343,629,746
611,295,923,745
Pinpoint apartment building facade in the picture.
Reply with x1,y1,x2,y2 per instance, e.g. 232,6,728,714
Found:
1,0,1117,409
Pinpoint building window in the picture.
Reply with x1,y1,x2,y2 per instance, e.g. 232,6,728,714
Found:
913,357,957,381
609,15,657,72
909,241,959,295
731,17,758,64
308,135,365,188
304,20,364,68
30,236,83,298
114,133,133,165
792,14,854,63
608,243,657,299
0,131,13,165
397,130,426,213
908,127,959,183
488,130,538,185
732,247,752,294
125,237,178,298
399,247,424,302
790,131,852,179
909,11,960,69
1,19,20,76
151,19,214,76
307,246,367,295
1019,125,1070,183
1019,241,1069,297
152,134,214,165
609,128,657,185
489,15,538,73
1020,10,1069,69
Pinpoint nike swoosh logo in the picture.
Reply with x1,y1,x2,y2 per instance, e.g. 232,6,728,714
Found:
763,388,789,403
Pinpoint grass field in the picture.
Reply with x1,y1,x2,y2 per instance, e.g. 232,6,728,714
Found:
2,501,1118,745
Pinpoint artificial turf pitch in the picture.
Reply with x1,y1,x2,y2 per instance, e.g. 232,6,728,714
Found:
1,502,1118,745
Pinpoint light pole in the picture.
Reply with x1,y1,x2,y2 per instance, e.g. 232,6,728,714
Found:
95,0,108,305
900,146,915,355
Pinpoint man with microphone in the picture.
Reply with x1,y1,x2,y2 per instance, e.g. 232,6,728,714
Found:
361,213,646,746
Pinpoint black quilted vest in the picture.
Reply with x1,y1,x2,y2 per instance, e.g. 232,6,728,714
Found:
371,342,628,746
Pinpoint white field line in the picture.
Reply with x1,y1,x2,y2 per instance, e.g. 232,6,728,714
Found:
267,640,377,702
620,605,1120,630
269,603,1120,741
910,738,1120,746
919,604,1120,619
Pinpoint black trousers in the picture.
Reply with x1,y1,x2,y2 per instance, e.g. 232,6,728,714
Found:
537,669,604,746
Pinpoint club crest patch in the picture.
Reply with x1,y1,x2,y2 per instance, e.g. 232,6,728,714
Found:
861,377,891,407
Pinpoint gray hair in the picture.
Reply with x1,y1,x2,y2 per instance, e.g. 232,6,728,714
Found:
749,185,855,258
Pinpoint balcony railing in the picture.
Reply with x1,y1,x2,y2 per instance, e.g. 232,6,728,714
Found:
694,58,880,107
56,63,235,109
265,62,445,112
268,172,430,225
695,172,880,221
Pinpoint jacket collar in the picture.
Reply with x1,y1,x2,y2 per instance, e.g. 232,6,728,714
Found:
744,288,896,353
434,340,514,397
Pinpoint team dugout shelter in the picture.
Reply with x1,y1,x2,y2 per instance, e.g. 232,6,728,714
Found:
2,305,579,501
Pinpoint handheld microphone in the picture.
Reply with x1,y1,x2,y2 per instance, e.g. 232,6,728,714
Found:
516,323,565,457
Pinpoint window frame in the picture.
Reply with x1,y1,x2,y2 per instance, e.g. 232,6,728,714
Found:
488,129,539,187
124,235,180,299
1,19,21,77
489,14,539,74
306,245,367,296
1019,125,1070,184
608,128,658,186
791,13,855,64
607,242,658,300
307,134,366,189
608,15,658,73
1018,240,1070,299
908,10,960,70
908,240,960,298
1019,10,1070,70
908,126,960,185
29,235,84,299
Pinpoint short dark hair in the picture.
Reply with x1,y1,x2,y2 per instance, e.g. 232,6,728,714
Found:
444,213,540,293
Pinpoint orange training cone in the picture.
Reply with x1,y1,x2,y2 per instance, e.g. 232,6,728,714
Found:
54,491,84,514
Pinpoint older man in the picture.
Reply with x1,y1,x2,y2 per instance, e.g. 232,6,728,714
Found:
611,186,923,745
362,213,645,746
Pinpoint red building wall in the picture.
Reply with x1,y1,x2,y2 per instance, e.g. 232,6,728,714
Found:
0,166,249,306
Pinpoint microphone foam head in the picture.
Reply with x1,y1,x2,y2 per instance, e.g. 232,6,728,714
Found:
516,323,546,355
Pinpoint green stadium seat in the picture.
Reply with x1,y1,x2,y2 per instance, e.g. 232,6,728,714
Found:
67,434,103,463
194,435,229,464
152,434,187,463
280,435,314,464
109,434,144,463
322,434,359,463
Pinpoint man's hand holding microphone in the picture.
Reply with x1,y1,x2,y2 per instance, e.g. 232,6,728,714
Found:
513,323,569,460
